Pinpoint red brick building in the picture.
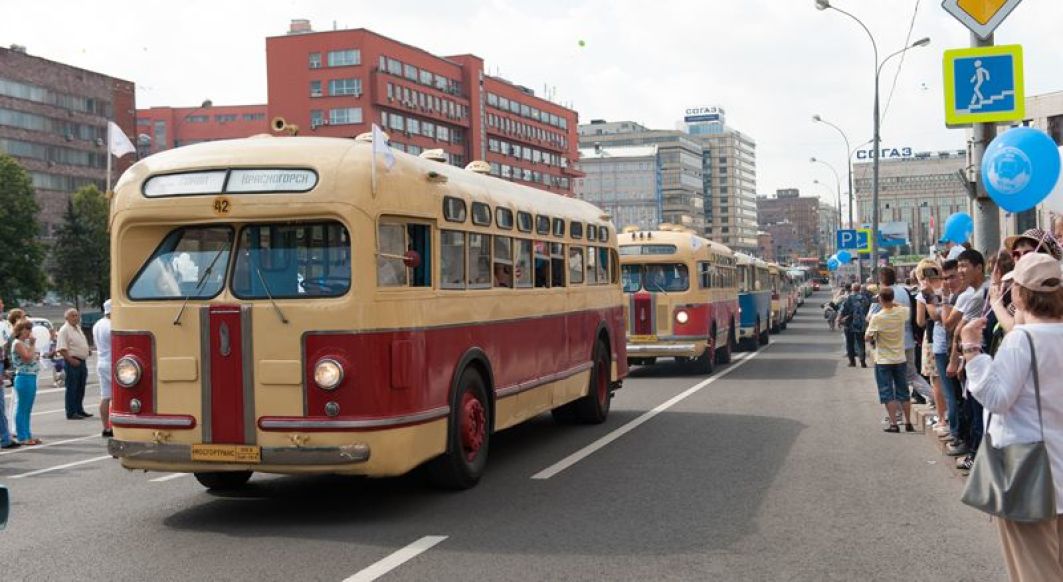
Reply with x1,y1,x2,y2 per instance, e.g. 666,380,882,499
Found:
135,103,267,155
0,45,135,237
266,21,580,195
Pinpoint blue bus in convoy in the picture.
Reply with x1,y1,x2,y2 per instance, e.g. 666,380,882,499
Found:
735,252,773,350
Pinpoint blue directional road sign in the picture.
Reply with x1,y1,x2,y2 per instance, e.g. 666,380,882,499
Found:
837,229,869,251
943,44,1024,127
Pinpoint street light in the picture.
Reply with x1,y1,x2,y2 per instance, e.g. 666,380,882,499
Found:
816,0,929,277
810,157,843,232
811,114,853,229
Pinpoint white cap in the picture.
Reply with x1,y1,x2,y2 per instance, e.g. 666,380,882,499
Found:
103,300,112,315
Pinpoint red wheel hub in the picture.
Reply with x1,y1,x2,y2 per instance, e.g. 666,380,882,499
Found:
460,391,486,462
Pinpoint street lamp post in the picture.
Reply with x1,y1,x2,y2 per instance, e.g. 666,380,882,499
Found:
811,114,854,229
810,157,843,231
816,0,929,279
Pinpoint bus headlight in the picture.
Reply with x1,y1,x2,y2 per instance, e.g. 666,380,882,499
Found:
675,310,689,324
314,358,344,390
115,356,142,388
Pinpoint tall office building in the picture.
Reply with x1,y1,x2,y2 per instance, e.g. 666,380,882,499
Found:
680,107,758,252
578,144,662,231
0,45,135,237
266,21,580,196
578,120,704,232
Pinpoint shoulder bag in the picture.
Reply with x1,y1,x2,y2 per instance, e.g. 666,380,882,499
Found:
961,329,1057,522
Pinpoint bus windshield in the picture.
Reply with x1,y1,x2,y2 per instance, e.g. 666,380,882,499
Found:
621,263,689,293
128,226,233,300
232,222,351,299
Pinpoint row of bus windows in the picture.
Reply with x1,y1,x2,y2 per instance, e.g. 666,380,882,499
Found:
378,222,616,290
442,196,608,242
621,262,737,294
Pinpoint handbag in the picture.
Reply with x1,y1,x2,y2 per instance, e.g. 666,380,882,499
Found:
961,329,1057,522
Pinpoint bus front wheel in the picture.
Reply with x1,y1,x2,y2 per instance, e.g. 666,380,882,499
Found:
194,470,252,491
716,325,734,365
428,368,490,490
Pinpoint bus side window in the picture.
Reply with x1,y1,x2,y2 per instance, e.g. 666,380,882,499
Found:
408,224,431,287
568,246,584,285
378,223,409,287
515,239,533,288
468,233,492,288
441,230,466,289
550,243,565,287
534,241,550,288
699,262,710,289
493,236,513,288
586,247,598,284
596,247,609,283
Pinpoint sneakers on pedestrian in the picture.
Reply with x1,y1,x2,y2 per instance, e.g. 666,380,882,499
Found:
0,441,21,449
957,454,974,472
947,442,971,456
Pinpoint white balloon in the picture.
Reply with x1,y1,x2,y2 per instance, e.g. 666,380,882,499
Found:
1042,146,1063,215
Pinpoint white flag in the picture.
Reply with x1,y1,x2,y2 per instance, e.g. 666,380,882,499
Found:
371,123,395,170
108,121,135,158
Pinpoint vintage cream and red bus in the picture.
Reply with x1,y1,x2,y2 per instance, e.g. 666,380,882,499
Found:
619,227,738,373
105,135,627,490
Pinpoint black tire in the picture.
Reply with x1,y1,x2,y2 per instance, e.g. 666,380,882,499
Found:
194,470,252,491
428,368,490,490
716,324,734,365
573,340,612,424
689,343,714,375
759,316,770,346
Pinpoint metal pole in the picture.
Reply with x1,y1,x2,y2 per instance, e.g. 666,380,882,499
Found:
871,70,881,280
971,32,1000,255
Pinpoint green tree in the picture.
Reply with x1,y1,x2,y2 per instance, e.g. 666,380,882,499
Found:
51,184,110,309
0,153,47,305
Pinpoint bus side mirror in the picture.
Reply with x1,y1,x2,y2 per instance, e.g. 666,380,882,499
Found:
403,250,421,269
0,484,8,530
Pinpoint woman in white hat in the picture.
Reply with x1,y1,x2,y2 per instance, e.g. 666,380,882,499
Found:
963,253,1063,579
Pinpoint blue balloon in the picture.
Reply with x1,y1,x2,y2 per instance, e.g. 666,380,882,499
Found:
837,250,852,263
826,257,840,271
982,127,1062,213
943,212,973,244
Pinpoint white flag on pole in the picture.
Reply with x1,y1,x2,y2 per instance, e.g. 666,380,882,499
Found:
371,123,395,170
108,121,135,158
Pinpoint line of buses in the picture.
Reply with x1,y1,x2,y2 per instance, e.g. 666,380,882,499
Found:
105,134,816,491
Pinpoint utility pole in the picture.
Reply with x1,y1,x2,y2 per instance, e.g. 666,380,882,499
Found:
970,32,1001,255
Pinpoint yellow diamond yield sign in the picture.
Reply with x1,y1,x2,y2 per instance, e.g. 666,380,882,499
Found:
942,0,1023,40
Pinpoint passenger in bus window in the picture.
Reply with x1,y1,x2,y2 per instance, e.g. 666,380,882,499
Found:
493,263,513,288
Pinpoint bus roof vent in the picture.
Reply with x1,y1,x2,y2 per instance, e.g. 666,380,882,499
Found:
354,131,389,143
658,223,676,232
420,149,447,162
464,160,491,174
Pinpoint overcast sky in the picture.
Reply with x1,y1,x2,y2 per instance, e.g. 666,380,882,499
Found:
4,0,1061,210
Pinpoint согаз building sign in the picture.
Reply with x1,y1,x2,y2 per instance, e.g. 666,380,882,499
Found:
855,147,914,160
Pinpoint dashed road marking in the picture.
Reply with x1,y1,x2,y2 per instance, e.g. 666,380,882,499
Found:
342,535,448,582
150,473,190,483
531,349,764,480
0,433,100,456
10,454,112,479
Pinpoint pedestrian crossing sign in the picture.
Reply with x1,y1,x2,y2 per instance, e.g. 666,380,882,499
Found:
943,44,1024,127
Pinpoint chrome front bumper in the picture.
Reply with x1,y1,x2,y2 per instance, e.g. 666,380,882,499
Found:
626,342,699,356
107,439,371,466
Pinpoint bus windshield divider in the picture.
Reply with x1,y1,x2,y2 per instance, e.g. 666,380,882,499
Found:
172,246,228,326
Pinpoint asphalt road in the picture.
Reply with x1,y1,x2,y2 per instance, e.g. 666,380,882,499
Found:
0,292,1005,581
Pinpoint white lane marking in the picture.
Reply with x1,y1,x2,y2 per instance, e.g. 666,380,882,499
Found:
150,472,189,483
342,536,448,582
32,401,101,417
531,350,764,480
10,454,112,479
0,433,100,456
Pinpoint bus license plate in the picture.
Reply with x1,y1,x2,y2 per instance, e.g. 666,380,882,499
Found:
191,444,261,464
630,335,657,342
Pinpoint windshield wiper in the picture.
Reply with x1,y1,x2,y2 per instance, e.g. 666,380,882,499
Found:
254,264,289,324
172,247,227,326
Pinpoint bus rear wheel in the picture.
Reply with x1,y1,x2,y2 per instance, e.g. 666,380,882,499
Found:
428,368,490,490
194,470,252,491
716,325,734,365
759,318,770,346
572,340,612,424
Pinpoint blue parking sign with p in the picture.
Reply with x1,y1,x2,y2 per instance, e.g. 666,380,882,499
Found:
837,229,867,250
